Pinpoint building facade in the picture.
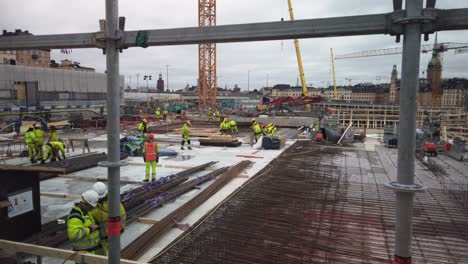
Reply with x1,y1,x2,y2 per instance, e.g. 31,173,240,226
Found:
1,30,51,68
0,50,16,65
16,49,51,68
57,59,95,72
0,64,124,109
270,85,305,97
442,88,467,107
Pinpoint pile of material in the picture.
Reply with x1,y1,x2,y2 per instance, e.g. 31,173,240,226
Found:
120,135,145,156
199,135,242,147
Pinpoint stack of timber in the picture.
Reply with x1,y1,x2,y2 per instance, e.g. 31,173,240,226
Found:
23,161,218,248
199,135,242,147
33,152,128,181
122,160,253,260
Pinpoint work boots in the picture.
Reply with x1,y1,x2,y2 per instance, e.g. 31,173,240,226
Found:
188,146,192,150
30,157,37,164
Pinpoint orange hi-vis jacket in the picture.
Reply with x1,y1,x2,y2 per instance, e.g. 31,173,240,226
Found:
144,142,158,161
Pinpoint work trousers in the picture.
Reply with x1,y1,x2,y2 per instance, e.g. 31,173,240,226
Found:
35,144,43,160
27,143,36,159
145,161,157,180
231,126,239,134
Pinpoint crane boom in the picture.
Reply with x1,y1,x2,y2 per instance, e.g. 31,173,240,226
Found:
335,42,468,59
287,0,309,97
330,48,338,100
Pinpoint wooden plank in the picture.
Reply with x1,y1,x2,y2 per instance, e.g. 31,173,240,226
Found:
0,164,65,173
137,217,160,225
0,239,146,264
40,192,81,199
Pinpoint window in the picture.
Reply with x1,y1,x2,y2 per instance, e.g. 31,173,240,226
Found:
20,58,24,63
27,50,31,55
27,59,31,64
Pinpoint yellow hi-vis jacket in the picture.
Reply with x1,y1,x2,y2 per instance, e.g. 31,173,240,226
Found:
34,128,45,145
89,197,127,240
67,205,101,252
182,123,190,141
25,130,36,144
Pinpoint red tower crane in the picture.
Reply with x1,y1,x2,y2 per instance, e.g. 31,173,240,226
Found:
198,0,217,111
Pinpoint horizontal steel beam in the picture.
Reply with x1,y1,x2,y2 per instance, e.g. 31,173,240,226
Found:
0,33,97,50
1,8,467,50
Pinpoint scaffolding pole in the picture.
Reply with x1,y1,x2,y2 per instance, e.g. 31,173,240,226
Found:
100,0,126,263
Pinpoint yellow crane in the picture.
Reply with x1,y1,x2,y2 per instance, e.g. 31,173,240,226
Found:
330,48,338,100
287,0,311,111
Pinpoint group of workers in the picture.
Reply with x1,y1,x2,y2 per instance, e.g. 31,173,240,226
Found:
154,108,169,123
207,108,220,121
67,182,126,257
251,118,277,142
24,124,66,164
219,118,238,135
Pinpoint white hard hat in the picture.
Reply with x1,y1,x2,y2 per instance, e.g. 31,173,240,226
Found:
81,190,99,207
92,182,108,198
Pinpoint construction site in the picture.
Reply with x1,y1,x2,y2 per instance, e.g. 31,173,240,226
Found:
0,0,467,264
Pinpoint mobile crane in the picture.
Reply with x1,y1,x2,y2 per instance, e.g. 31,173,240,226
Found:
287,0,311,111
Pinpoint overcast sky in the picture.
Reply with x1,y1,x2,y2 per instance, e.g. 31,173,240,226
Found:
2,0,467,90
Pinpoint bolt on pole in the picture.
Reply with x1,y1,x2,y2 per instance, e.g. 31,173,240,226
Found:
394,0,423,263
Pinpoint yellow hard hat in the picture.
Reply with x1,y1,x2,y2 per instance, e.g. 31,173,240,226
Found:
224,118,228,122
143,118,148,123
251,118,256,122
186,120,191,126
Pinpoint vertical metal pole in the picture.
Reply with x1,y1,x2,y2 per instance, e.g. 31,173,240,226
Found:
166,64,169,92
395,0,423,262
105,0,121,263
248,70,250,92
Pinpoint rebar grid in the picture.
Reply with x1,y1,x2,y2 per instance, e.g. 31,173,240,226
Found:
154,141,468,264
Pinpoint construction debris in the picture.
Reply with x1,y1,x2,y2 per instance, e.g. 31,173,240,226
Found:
198,135,242,147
